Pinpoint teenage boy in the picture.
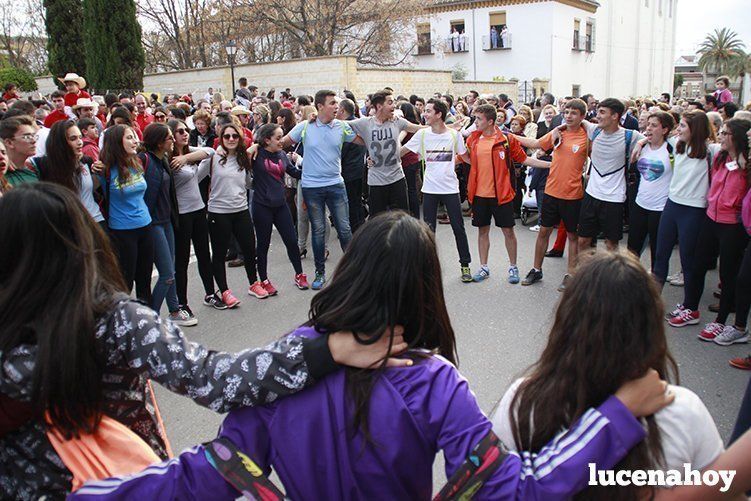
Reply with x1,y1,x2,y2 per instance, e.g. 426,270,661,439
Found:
402,99,473,282
575,98,644,251
348,89,424,216
515,98,590,290
43,91,68,128
458,104,551,284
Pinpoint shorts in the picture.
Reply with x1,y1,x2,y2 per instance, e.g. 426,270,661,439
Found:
540,194,582,232
471,197,515,228
577,193,624,242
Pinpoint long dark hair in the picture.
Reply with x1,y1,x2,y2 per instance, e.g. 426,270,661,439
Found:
43,120,82,192
509,250,678,501
277,108,296,135
101,125,142,185
307,211,457,440
717,118,751,181
398,102,420,125
168,119,189,156
676,110,710,158
142,122,171,154
218,123,251,171
105,107,134,128
0,183,126,438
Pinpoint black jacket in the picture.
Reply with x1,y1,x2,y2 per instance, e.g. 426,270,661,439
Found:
189,128,217,148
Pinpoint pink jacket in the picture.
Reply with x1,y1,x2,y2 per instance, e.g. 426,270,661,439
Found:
706,155,749,224
742,188,751,235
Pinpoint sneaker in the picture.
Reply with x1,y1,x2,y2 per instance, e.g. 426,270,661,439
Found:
203,292,228,310
545,249,564,258
665,304,685,321
221,290,241,308
668,272,684,287
557,274,571,292
299,248,307,259
729,355,751,370
294,273,310,290
312,271,326,290
668,308,700,328
249,281,270,299
666,271,682,283
169,308,198,327
473,267,490,282
521,268,543,286
461,266,473,283
438,214,450,224
228,258,245,268
698,322,725,342
508,266,520,284
261,279,278,296
714,325,750,346
529,225,540,232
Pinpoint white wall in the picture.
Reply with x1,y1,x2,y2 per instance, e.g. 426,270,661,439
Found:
410,0,677,101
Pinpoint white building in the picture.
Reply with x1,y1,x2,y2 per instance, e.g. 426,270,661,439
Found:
409,0,677,100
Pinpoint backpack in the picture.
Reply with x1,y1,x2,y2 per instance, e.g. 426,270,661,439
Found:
587,127,634,179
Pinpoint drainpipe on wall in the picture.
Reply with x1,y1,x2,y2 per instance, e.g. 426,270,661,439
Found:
472,8,477,80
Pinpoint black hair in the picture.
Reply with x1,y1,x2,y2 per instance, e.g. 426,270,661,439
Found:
42,120,82,192
719,102,739,118
597,98,626,118
661,92,671,102
170,107,187,121
370,90,392,110
398,102,420,125
239,77,248,86
50,90,64,100
255,123,282,148
104,93,118,108
297,95,310,106
499,93,509,102
427,98,449,122
106,107,133,128
78,117,97,131
142,122,172,153
0,182,126,438
307,212,457,440
314,89,336,109
704,94,717,106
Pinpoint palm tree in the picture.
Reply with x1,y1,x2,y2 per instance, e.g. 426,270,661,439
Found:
697,28,747,77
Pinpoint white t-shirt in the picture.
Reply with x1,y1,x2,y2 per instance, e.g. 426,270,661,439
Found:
404,128,466,194
636,142,673,211
583,121,644,203
669,140,720,209
492,379,724,476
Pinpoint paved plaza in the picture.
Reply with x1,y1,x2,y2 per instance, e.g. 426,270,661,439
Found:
157,219,749,483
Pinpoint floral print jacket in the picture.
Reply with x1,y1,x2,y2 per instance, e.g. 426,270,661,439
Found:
0,298,335,500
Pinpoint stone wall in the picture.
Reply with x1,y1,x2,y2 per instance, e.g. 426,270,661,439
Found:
34,55,519,102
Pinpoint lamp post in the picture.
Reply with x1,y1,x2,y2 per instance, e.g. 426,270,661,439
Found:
225,40,237,99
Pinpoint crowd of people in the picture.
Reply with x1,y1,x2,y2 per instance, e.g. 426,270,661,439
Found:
1,71,751,499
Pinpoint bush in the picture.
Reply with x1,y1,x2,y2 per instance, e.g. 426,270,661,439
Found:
0,67,38,92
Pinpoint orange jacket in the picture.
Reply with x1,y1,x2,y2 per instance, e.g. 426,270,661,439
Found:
465,127,516,205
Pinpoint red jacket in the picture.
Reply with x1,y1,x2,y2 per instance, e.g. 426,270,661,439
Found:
465,127,526,205
82,137,100,162
706,154,749,224
64,90,91,108
43,109,69,128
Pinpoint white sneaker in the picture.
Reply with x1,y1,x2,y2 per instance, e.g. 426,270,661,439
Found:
668,272,684,287
529,225,540,232
169,308,198,327
666,271,682,282
713,325,750,346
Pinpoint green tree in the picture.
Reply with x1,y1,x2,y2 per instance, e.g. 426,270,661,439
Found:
0,67,38,91
44,0,86,87
82,0,144,90
673,73,684,92
697,28,746,77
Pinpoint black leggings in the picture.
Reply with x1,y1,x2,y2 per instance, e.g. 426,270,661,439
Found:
403,162,421,219
735,240,751,329
684,216,749,324
252,202,302,281
175,208,215,305
627,203,662,271
208,210,257,292
109,224,154,302
423,192,471,266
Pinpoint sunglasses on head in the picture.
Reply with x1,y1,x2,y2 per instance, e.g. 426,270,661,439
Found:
223,133,241,140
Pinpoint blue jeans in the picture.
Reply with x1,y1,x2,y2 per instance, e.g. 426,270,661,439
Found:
151,222,180,314
302,183,352,273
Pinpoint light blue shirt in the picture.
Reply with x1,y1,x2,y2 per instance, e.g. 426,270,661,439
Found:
289,119,356,188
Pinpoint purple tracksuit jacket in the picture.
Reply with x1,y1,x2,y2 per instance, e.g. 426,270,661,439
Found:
71,327,646,500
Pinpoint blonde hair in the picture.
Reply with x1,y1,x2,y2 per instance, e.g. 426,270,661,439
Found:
518,105,533,123
541,104,557,117
300,105,317,121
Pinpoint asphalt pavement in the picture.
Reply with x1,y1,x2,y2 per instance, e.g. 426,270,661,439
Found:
155,216,750,488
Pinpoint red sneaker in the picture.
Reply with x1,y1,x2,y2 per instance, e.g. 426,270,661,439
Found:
261,279,278,296
221,289,241,309
668,308,699,327
729,356,751,370
248,281,269,299
295,273,310,290
698,322,724,342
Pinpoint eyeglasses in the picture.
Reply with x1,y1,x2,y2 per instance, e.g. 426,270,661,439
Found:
223,133,241,140
175,128,188,134
13,133,38,142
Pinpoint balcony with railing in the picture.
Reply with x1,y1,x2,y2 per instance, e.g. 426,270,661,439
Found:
444,35,470,53
482,32,512,51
